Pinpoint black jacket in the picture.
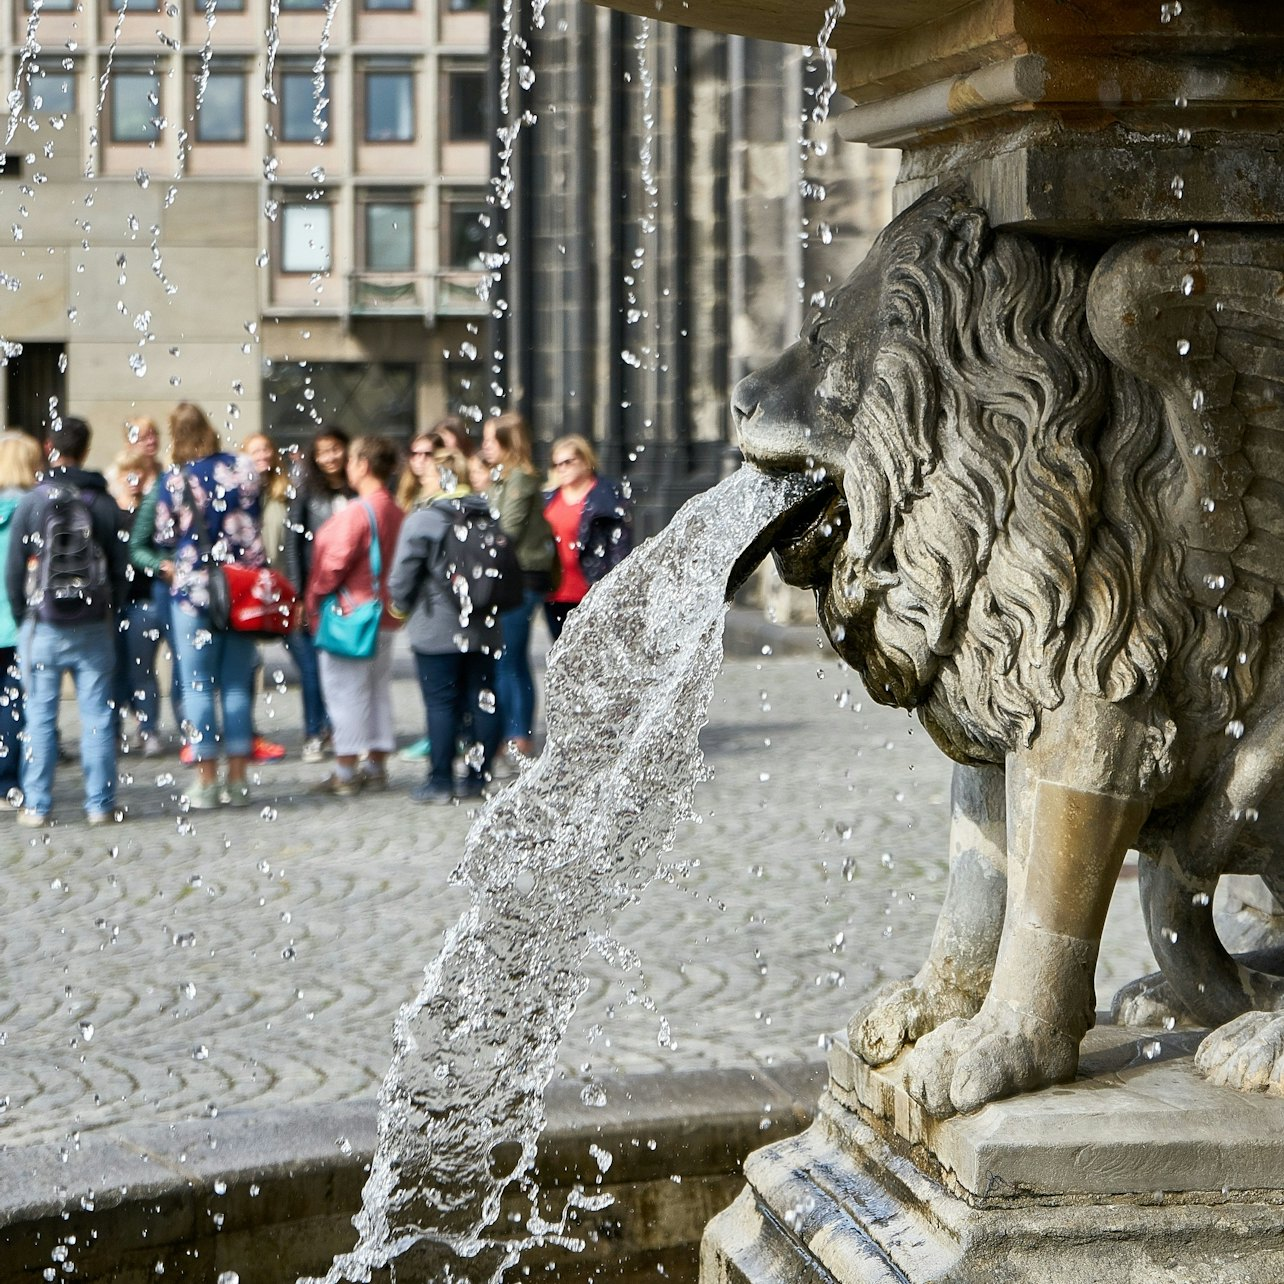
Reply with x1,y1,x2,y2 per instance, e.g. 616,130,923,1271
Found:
4,467,129,624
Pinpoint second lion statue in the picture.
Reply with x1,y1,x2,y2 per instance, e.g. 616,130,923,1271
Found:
736,183,1284,1117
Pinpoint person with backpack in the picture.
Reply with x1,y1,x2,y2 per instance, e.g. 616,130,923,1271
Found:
151,403,267,810
388,444,515,805
3,416,129,827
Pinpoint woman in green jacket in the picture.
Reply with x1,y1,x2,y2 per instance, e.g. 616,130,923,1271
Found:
481,412,553,760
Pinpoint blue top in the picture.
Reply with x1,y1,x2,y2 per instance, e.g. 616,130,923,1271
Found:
0,488,26,647
152,453,265,616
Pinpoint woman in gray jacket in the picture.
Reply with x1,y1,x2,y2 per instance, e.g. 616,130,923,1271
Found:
388,445,501,805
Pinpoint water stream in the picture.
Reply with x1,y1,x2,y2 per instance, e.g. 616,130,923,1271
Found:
307,464,816,1283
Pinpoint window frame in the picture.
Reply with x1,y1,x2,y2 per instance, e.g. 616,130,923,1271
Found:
192,63,247,144
280,200,334,274
362,63,416,144
361,196,417,273
443,66,488,143
278,63,331,144
110,65,162,144
442,194,488,271
26,61,77,116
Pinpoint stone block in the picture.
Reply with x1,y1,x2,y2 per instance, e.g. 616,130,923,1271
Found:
705,1028,1284,1284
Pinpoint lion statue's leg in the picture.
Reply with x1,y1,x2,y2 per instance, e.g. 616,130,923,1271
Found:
904,695,1155,1117
849,762,1006,1064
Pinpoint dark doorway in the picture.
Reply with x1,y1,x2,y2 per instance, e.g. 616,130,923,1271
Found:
5,342,66,437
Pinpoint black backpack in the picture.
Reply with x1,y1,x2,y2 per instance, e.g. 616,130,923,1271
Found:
25,481,111,624
434,499,525,620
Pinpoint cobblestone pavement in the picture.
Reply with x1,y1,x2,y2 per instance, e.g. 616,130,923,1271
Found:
0,621,1156,1149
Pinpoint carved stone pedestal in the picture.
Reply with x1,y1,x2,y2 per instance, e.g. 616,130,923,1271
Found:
702,1027,1284,1284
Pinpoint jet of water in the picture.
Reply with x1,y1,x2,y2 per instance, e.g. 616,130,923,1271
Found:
306,463,818,1284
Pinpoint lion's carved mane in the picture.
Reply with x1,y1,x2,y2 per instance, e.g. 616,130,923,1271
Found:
822,189,1263,779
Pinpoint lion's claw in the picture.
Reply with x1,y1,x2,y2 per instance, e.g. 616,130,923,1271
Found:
849,971,984,1066
1196,1010,1284,1094
903,1003,1079,1118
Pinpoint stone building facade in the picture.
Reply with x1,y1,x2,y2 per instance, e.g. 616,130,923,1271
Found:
0,0,894,515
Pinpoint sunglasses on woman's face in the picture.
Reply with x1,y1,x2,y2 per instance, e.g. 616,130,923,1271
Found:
410,449,433,458
552,457,579,468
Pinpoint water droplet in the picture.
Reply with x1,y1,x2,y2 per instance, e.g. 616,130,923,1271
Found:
1176,338,1190,356
193,1044,209,1061
580,1081,607,1108
135,169,150,189
78,1020,94,1042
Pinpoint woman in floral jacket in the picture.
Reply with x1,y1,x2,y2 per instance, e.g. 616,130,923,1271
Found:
152,402,267,810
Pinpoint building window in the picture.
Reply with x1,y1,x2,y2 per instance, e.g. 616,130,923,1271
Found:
194,65,246,142
279,64,330,143
447,0,487,10
280,202,332,273
27,0,74,10
27,63,76,115
363,64,414,142
444,199,487,270
111,68,161,143
363,200,415,272
110,0,161,9
279,0,328,8
196,0,246,10
445,69,487,142
365,0,413,8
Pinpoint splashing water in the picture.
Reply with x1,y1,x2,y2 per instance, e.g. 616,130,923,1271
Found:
307,464,816,1284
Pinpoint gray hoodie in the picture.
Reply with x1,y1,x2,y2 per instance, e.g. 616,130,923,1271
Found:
388,493,505,656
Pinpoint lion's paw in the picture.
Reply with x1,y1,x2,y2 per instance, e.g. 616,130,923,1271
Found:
849,970,984,1067
1110,971,1190,1028
1195,1011,1284,1095
904,1003,1079,1119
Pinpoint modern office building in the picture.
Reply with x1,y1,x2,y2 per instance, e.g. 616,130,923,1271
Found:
0,0,492,457
0,0,894,521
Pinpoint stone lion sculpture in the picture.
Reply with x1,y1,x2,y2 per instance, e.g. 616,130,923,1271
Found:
736,182,1284,1116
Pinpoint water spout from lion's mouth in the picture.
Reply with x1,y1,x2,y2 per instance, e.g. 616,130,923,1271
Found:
725,467,839,599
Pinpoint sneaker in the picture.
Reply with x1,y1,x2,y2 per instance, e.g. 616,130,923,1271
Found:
398,737,431,762
221,782,253,808
359,768,389,793
310,772,363,798
301,736,329,764
410,782,454,805
253,736,286,762
185,782,223,810
179,743,196,766
87,809,121,826
17,809,47,828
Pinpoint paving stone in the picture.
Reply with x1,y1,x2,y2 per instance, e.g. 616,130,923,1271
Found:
0,615,1157,1153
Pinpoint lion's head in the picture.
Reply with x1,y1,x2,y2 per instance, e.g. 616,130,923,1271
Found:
736,185,1259,768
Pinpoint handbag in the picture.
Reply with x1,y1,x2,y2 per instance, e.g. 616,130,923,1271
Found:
314,503,383,659
182,473,296,637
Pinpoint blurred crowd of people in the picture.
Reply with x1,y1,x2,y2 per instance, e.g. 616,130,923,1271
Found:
0,404,633,826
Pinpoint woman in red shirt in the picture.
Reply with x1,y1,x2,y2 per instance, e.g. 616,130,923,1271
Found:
542,435,632,641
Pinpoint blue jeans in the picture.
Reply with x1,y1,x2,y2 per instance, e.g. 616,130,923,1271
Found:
495,586,542,741
414,650,499,792
114,596,164,732
19,618,116,816
0,645,23,795
169,604,256,761
284,628,330,739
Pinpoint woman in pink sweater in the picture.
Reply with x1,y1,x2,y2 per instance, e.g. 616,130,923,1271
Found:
304,435,405,796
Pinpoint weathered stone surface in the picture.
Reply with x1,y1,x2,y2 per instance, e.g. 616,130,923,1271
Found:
704,1029,1284,1284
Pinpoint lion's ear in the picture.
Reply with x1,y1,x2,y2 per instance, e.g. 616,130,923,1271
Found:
901,180,990,273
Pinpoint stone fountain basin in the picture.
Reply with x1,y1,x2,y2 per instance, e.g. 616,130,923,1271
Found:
0,1063,823,1283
